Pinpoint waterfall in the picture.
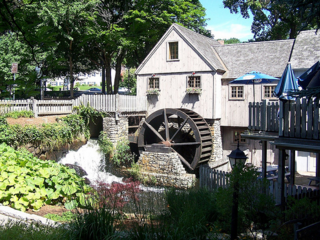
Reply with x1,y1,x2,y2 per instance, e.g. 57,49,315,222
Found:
58,139,124,185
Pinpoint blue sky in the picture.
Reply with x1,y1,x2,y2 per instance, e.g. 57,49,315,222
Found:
199,0,253,41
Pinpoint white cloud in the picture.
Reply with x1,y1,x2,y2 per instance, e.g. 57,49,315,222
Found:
207,22,253,42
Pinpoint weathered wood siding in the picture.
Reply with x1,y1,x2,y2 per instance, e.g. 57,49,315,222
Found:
136,29,222,119
221,80,278,127
138,29,212,74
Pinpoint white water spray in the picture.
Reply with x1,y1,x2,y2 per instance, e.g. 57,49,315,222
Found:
59,139,124,185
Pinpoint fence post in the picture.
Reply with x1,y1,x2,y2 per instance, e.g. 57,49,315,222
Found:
30,97,38,118
261,100,267,131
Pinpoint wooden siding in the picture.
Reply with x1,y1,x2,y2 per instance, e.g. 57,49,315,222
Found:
221,81,278,127
138,29,212,75
137,72,215,119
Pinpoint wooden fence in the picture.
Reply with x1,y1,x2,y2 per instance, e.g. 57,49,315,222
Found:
0,94,147,117
279,98,320,140
248,100,279,132
199,165,319,204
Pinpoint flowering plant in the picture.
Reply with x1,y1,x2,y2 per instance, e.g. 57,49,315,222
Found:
146,89,160,95
186,87,202,94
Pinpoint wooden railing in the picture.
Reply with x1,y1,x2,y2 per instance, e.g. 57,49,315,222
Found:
248,98,320,139
1,94,147,117
279,98,320,139
248,100,279,132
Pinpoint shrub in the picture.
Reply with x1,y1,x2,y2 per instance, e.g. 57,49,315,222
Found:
0,115,7,126
98,131,113,156
73,103,107,126
0,143,90,211
112,138,134,167
4,110,34,119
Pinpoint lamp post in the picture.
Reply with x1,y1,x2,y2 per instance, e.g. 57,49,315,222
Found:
227,141,248,240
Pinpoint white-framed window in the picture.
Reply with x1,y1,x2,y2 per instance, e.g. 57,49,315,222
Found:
187,76,201,88
263,85,277,99
233,130,246,144
148,77,159,89
167,41,179,61
229,85,244,100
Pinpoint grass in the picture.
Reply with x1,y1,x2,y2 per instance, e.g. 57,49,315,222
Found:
51,85,101,91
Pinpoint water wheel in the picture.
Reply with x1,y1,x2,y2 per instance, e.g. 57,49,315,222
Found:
137,108,212,170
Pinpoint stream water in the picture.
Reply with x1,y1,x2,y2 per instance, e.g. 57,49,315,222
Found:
58,139,124,185
58,139,167,214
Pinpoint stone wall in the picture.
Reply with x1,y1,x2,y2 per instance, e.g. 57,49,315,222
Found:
207,119,229,171
103,116,128,146
137,151,195,189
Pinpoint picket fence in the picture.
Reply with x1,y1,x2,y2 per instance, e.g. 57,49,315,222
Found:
0,94,147,117
199,165,320,205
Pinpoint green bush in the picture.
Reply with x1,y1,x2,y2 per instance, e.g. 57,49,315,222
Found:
112,138,134,167
98,131,113,156
73,103,107,126
4,110,34,119
0,115,7,125
0,114,88,149
0,143,90,211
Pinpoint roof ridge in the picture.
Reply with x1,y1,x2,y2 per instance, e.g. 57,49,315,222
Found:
214,39,294,47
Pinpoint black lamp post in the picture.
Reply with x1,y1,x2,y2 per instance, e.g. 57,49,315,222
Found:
227,141,248,240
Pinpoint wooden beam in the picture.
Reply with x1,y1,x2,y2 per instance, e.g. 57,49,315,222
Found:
277,149,286,209
289,150,295,185
261,140,267,179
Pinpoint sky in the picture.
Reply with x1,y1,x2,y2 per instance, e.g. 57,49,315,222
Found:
199,0,254,42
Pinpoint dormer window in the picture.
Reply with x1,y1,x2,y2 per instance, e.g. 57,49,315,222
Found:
168,41,179,60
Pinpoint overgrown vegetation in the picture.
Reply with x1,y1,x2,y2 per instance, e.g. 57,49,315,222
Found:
97,131,113,157
3,110,34,119
0,114,89,149
112,138,135,167
73,103,108,127
0,143,90,211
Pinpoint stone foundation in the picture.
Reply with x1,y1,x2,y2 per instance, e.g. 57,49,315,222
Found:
207,119,227,170
137,151,195,189
103,116,128,146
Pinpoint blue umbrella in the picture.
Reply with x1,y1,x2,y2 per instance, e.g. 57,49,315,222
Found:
274,62,299,100
230,71,279,84
230,71,279,102
298,61,320,90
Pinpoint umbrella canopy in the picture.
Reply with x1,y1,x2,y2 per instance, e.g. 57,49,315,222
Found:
230,71,279,84
230,71,279,102
298,61,320,90
274,62,299,100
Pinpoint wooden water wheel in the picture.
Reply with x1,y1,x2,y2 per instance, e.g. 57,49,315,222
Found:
137,108,213,170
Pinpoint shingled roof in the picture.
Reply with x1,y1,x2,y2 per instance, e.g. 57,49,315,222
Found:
214,40,294,79
173,24,226,71
290,30,320,69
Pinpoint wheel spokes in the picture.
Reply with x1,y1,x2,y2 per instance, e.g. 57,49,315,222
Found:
164,109,170,141
144,121,165,142
170,118,188,142
171,148,193,170
171,142,201,146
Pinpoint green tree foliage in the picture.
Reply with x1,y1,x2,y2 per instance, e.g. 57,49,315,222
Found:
0,33,43,99
275,0,320,32
219,37,241,44
223,0,316,41
0,0,210,97
119,68,136,95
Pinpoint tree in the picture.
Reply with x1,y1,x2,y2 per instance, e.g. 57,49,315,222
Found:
218,38,241,44
119,68,137,95
0,33,42,99
223,0,316,41
275,0,320,31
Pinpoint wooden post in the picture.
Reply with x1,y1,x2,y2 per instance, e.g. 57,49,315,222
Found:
289,150,295,185
278,149,286,208
261,140,267,179
316,153,320,178
31,97,38,118
261,100,267,131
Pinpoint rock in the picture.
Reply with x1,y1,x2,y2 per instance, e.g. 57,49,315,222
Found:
64,164,88,177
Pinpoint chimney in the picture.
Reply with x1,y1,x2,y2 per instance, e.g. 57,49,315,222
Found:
218,40,224,45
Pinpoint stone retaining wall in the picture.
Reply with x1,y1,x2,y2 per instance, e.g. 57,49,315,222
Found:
103,116,128,146
137,151,195,189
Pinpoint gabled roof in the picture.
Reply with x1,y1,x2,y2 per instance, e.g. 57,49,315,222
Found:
136,24,226,74
214,39,294,79
290,30,320,69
